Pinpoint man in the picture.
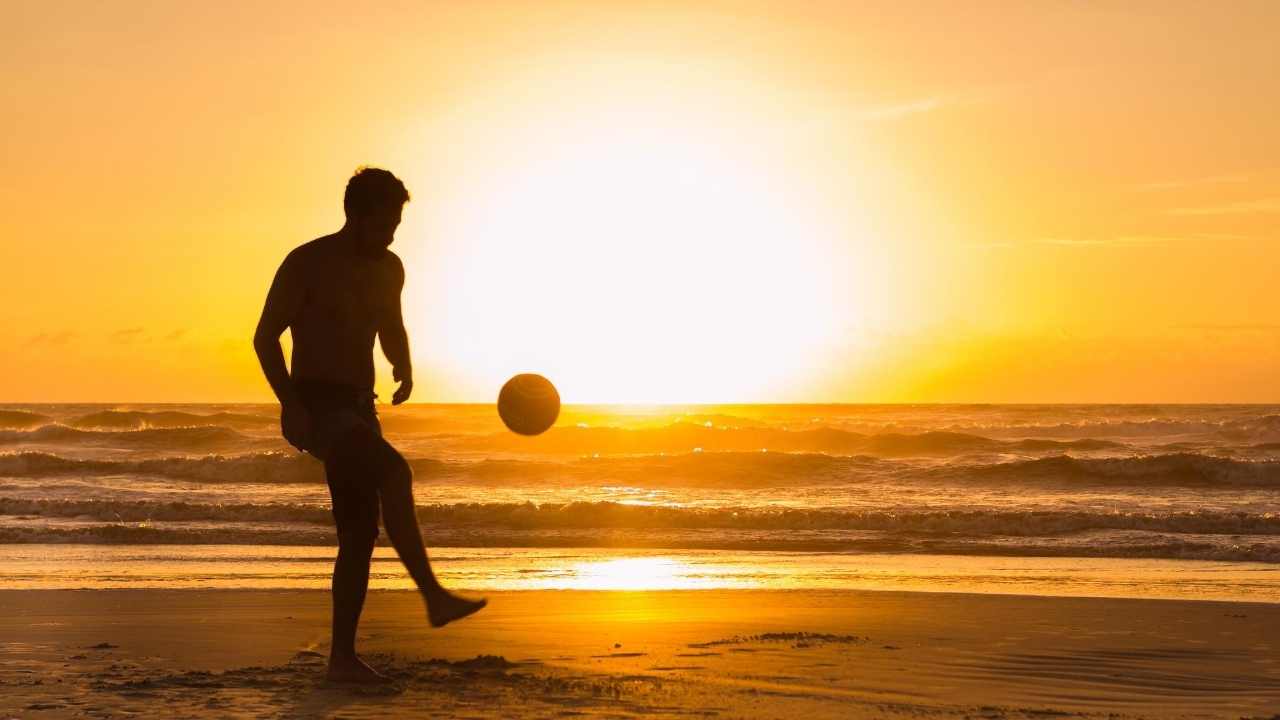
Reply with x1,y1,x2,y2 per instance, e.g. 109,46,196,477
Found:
254,167,485,684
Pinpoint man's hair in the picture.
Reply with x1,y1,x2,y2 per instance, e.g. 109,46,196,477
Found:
344,167,410,218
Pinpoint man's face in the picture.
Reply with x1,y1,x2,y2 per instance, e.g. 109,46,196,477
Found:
356,204,403,252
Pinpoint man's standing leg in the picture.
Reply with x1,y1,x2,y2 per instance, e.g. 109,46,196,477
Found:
323,430,390,683
330,531,375,667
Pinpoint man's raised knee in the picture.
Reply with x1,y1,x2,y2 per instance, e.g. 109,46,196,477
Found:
377,447,413,491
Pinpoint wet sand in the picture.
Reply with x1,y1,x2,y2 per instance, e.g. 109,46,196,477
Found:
1,589,1277,718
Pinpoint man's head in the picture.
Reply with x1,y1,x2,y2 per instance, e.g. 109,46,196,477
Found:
344,167,410,252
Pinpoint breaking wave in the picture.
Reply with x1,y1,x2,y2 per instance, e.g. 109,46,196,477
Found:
66,410,276,430
950,415,1280,443
0,410,50,429
0,425,255,451
4,447,1280,489
4,497,1277,537
0,451,326,484
1,503,1276,563
945,453,1280,487
460,424,1130,456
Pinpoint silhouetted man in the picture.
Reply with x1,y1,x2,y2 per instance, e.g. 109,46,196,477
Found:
254,167,485,684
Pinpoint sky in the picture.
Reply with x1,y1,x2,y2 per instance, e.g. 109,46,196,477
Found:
2,0,1278,403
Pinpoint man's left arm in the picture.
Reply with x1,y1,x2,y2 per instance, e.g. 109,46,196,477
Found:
379,256,414,405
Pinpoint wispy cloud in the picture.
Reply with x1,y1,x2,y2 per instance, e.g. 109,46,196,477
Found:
1168,199,1280,216
110,327,145,344
1036,236,1167,247
970,233,1260,250
27,331,76,346
1172,323,1280,333
838,85,1007,127
858,96,946,121
1131,173,1251,192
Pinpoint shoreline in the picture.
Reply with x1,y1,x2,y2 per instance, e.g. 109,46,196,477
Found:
3,588,1278,718
3,545,1278,603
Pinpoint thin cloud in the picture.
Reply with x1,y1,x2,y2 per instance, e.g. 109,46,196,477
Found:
1032,234,1262,247
27,331,76,346
1036,236,1166,247
970,234,1260,250
835,85,1007,128
858,96,946,121
1131,173,1250,192
110,327,145,344
1168,199,1280,216
1173,323,1280,333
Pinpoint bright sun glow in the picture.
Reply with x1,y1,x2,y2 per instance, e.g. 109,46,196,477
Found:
408,100,855,403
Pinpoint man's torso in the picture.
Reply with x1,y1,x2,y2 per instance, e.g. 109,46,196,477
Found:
287,235,400,390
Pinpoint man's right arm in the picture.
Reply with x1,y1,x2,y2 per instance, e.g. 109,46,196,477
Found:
254,253,304,420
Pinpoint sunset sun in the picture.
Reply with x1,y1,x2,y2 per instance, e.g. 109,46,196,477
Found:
406,104,852,403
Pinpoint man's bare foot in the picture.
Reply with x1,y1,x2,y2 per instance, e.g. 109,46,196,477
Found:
426,589,487,628
326,654,393,685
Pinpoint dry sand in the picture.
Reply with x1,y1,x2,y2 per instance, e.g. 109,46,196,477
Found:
0,589,1277,719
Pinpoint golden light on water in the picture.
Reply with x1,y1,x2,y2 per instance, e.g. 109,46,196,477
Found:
566,557,716,591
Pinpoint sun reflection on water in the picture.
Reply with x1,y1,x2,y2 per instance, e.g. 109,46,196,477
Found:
566,557,718,590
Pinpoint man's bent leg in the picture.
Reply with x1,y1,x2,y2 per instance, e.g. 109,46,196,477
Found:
359,432,487,626
371,442,444,593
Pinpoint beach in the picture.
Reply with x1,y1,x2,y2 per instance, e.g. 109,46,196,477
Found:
3,588,1278,719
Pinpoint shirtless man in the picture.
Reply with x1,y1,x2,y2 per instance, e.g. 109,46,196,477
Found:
254,167,485,684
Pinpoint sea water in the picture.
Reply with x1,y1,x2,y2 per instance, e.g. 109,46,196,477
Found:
1,404,1277,599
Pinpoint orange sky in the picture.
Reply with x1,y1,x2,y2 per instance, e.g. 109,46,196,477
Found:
3,1,1278,403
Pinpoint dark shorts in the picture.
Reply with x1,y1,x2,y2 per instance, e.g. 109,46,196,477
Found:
295,379,384,542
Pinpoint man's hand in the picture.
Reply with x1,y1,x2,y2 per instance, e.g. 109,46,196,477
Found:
280,402,313,452
392,366,414,405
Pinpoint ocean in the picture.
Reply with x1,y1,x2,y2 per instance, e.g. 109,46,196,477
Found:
1,403,1277,600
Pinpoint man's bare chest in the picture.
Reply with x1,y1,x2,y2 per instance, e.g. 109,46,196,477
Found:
302,263,395,330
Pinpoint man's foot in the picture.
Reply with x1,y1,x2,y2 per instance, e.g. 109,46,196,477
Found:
425,589,487,628
326,654,393,685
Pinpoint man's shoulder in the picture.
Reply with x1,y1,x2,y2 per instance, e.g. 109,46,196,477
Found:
281,235,336,268
380,250,404,273
371,250,405,285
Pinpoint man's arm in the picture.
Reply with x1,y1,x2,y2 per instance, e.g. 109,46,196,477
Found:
254,253,310,449
379,256,414,405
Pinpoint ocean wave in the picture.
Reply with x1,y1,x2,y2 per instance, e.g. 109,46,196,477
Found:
0,523,332,546
5,497,1277,537
0,451,324,484
949,453,1280,487
0,519,1275,562
952,415,1280,443
0,410,50,429
0,449,883,487
461,424,1127,457
67,410,276,430
0,451,459,484
0,424,255,451
4,448,1278,489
